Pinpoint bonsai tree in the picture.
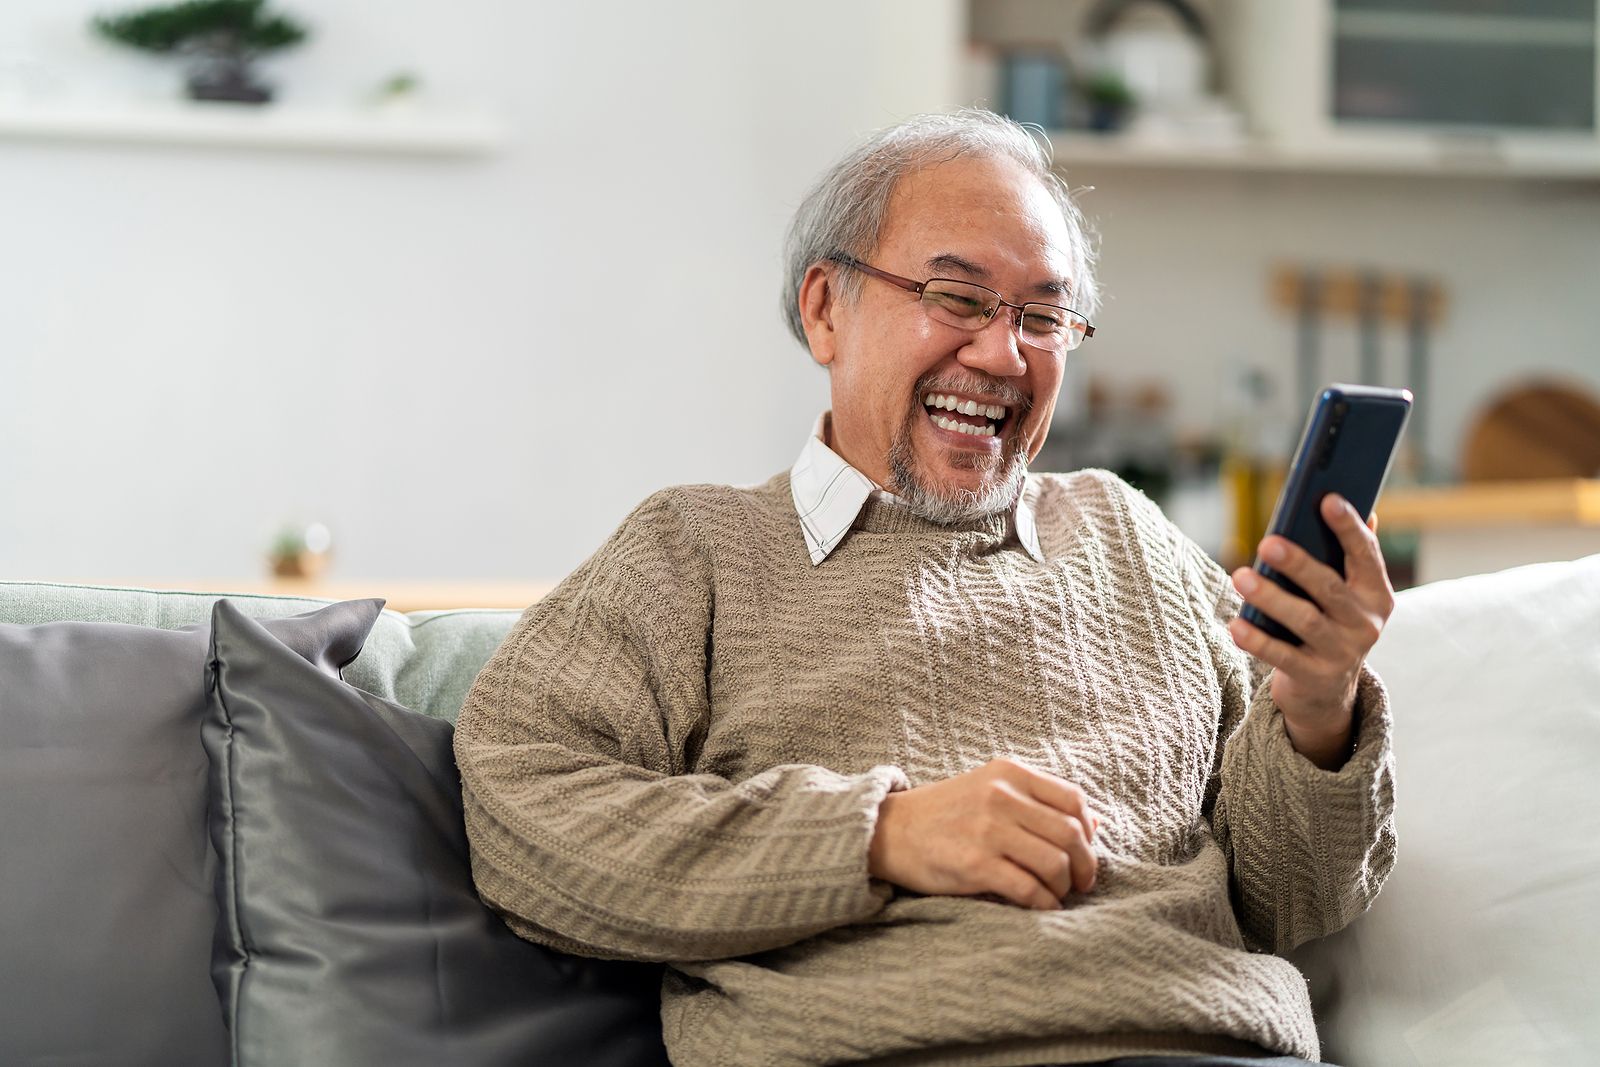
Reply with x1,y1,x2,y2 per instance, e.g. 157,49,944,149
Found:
92,0,309,104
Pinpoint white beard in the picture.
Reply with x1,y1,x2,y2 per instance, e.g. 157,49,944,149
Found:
886,420,1028,524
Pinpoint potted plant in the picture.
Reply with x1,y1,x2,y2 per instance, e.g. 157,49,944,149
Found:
267,522,332,580
92,0,309,104
1081,71,1136,133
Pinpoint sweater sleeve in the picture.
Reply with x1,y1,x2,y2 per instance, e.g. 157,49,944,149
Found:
452,489,908,964
1181,535,1398,955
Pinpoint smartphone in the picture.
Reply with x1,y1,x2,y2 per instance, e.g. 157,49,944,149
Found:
1239,384,1413,646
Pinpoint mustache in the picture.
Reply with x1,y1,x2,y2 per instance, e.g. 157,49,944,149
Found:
913,372,1030,414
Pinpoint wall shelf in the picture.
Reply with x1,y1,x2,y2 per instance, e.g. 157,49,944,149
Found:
1045,130,1600,181
0,98,507,156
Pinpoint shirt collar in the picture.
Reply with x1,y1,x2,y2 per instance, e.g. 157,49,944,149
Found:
789,412,1045,565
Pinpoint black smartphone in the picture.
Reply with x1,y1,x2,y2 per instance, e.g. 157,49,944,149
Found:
1239,384,1413,646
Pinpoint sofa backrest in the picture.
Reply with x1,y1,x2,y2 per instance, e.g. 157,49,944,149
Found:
0,581,522,723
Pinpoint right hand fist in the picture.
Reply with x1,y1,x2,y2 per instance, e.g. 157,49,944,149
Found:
867,758,1100,910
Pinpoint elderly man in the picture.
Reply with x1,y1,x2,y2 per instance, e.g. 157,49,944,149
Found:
455,110,1396,1067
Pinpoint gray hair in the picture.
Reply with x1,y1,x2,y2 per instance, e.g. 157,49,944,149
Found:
780,109,1099,348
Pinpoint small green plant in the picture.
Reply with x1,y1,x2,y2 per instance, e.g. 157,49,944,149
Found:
377,71,421,99
92,0,309,103
1084,73,1134,109
1080,71,1136,132
267,521,332,579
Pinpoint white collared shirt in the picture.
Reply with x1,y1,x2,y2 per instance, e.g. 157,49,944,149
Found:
789,413,1045,566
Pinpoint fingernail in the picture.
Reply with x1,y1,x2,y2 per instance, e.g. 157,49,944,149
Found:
1260,541,1285,563
1235,570,1257,593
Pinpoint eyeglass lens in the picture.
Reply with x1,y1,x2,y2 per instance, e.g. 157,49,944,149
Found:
921,280,1088,353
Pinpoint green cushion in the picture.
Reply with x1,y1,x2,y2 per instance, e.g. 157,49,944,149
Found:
0,581,520,723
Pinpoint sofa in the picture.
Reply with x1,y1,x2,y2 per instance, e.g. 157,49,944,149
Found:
1,556,1596,1066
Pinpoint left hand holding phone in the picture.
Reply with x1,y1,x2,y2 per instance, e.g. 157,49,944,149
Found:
1225,493,1396,771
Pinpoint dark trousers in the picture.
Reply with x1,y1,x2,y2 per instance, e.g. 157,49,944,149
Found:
1060,1056,1329,1066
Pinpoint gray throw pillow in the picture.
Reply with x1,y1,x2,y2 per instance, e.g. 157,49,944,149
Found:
0,599,382,1067
202,599,669,1067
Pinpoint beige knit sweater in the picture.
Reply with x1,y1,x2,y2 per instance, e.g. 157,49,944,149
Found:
454,468,1396,1067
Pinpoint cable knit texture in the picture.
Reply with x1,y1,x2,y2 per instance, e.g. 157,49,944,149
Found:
454,468,1396,1067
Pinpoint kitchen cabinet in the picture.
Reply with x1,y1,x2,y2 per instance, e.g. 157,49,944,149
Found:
1231,0,1600,173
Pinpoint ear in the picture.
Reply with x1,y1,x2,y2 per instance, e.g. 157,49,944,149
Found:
798,263,840,368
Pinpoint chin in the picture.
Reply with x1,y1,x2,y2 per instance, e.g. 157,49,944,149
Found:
890,440,1028,525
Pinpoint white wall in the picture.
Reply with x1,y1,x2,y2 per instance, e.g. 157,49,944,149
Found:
0,0,961,584
3,1,1597,587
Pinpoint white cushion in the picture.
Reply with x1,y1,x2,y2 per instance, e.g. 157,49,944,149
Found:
1292,554,1600,1066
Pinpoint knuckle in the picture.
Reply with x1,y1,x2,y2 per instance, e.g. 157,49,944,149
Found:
1294,601,1325,635
1002,872,1036,905
987,757,1023,779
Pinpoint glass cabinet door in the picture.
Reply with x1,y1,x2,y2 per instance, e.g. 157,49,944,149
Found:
1332,0,1597,132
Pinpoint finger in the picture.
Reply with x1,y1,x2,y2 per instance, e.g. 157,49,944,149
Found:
1257,534,1362,626
1368,510,1380,533
1321,494,1390,596
1232,567,1331,651
1011,765,1097,839
989,855,1062,910
1006,798,1098,893
1228,615,1320,678
999,822,1094,901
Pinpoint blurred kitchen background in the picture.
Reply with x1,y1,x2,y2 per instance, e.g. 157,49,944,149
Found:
3,0,1598,607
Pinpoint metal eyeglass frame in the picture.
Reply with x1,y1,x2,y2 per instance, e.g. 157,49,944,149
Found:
829,255,1095,352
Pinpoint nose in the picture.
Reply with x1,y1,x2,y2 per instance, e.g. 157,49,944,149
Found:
955,304,1028,379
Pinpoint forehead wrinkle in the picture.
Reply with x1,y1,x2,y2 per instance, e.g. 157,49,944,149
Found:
925,252,1075,303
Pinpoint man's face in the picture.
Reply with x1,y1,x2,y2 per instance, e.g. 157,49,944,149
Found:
806,155,1079,517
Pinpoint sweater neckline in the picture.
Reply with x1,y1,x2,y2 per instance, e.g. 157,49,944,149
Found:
852,494,1015,547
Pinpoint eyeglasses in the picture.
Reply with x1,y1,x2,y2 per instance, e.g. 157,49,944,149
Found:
829,256,1094,355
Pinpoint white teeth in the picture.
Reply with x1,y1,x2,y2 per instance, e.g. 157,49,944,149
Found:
924,394,1008,437
922,394,1010,422
930,414,999,437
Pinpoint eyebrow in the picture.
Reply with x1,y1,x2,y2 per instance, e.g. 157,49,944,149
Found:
924,252,1075,303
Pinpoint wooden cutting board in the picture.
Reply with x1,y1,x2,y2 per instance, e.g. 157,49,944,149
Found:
1461,381,1600,482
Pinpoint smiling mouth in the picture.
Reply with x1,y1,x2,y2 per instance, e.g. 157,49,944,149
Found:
921,390,1011,439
